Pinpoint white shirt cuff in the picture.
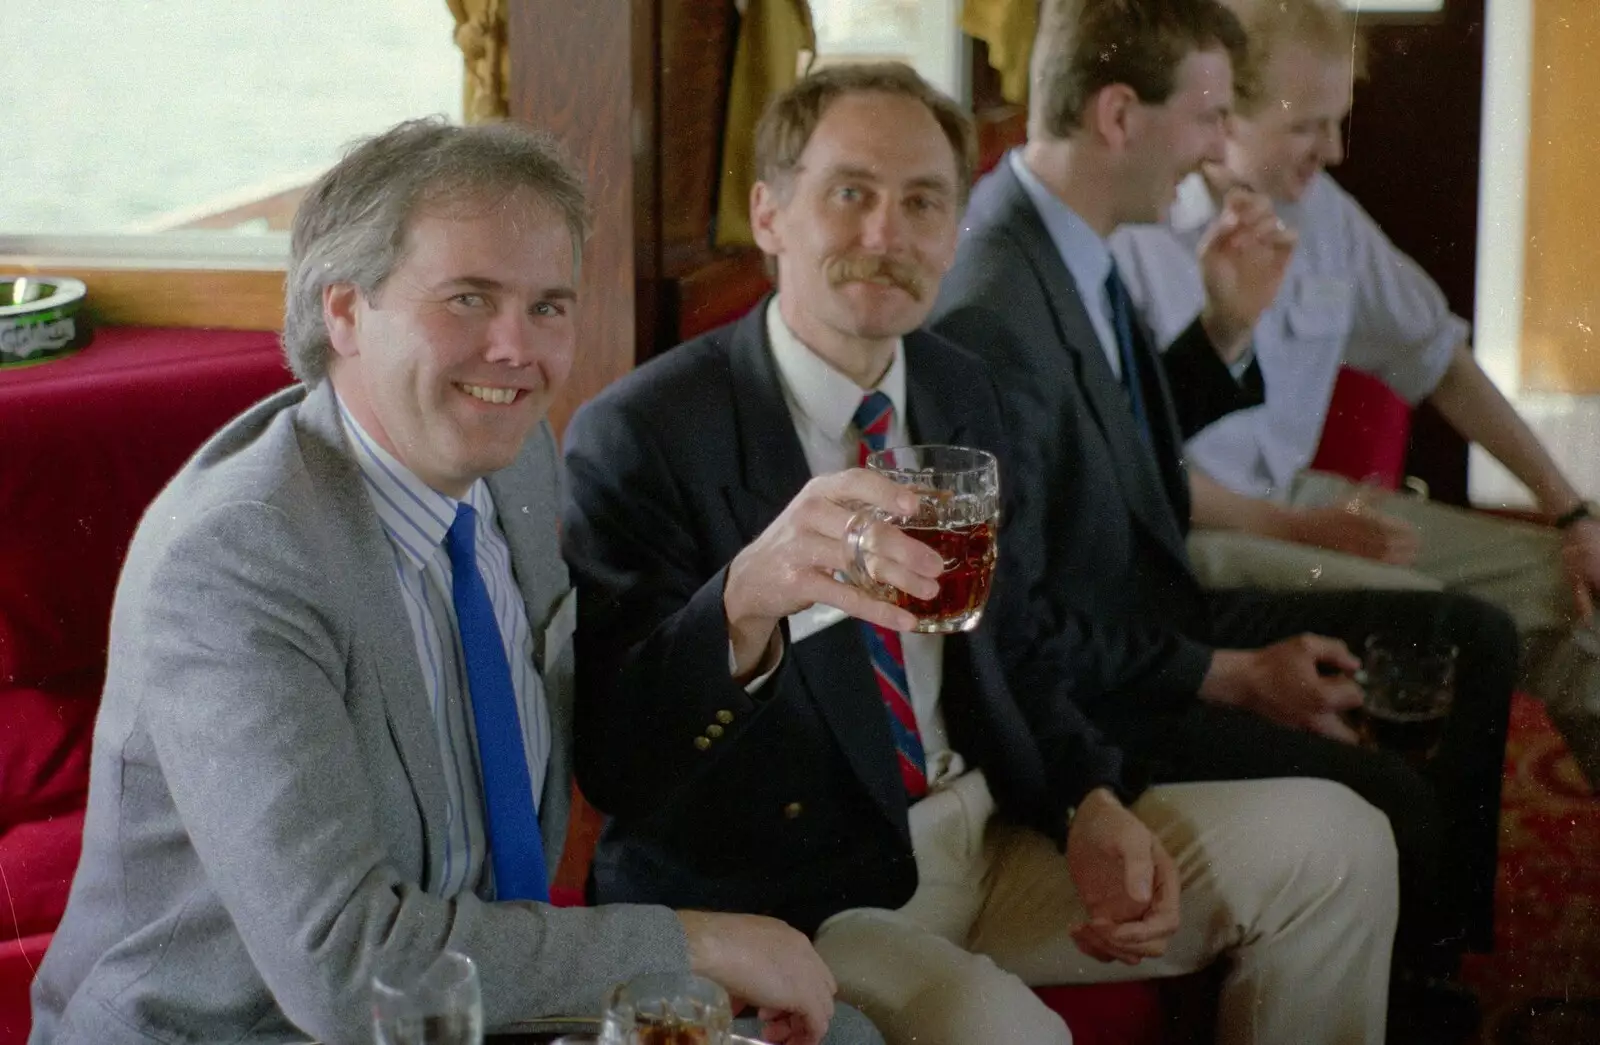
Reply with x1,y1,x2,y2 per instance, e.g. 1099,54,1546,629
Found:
729,630,785,694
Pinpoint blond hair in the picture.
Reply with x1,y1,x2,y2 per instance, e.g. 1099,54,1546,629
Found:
1220,0,1368,114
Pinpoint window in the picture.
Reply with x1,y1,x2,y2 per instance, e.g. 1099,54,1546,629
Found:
0,0,460,257
810,0,969,104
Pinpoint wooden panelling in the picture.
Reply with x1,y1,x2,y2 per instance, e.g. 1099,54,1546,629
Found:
508,0,643,444
1519,1,1600,394
661,2,738,262
0,263,284,331
675,248,771,340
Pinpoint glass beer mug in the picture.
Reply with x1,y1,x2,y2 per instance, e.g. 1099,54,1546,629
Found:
599,972,732,1045
844,445,1000,634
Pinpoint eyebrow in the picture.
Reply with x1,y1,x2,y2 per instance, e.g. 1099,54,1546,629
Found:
437,275,577,300
822,163,956,195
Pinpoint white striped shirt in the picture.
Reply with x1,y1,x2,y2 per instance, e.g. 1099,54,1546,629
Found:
338,399,552,900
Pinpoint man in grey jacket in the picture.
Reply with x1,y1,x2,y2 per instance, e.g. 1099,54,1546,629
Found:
29,118,868,1045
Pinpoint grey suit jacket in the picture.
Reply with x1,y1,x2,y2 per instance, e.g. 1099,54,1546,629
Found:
30,382,686,1045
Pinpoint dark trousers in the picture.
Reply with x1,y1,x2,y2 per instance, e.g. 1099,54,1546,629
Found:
1095,588,1516,967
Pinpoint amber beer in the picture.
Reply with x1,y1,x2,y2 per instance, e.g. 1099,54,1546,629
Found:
1356,636,1457,767
849,446,1001,633
891,518,997,630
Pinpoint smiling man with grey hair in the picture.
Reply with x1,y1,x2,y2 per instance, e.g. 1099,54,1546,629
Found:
29,116,877,1045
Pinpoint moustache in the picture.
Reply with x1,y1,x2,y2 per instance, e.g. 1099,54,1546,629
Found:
827,255,926,302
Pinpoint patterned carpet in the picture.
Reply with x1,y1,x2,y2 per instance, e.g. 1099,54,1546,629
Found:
1461,694,1600,1044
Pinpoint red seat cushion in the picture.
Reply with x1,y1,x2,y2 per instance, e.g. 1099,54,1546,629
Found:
1308,365,1412,491
0,328,294,688
0,933,51,1045
0,810,84,941
1034,981,1168,1045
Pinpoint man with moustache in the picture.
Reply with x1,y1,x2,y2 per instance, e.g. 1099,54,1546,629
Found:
1111,0,1600,791
563,61,1400,1045
927,0,1515,1038
28,118,870,1045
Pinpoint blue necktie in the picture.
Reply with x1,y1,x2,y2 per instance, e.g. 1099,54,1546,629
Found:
1105,264,1152,444
446,502,549,902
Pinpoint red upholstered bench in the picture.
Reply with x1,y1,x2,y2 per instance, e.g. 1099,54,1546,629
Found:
1309,365,1413,491
0,327,296,1045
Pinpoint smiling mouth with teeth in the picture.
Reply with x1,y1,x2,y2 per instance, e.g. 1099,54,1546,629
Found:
460,383,520,405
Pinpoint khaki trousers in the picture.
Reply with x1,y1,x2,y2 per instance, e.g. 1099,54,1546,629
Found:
813,772,1397,1045
1188,469,1600,786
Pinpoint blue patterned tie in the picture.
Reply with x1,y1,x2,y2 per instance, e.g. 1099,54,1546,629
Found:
1105,264,1152,444
446,503,549,901
852,392,929,799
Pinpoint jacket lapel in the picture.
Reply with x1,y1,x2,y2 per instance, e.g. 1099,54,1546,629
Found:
725,299,911,834
295,383,454,887
989,165,1189,556
726,299,817,536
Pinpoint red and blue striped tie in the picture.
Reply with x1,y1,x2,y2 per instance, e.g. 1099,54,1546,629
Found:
852,392,928,800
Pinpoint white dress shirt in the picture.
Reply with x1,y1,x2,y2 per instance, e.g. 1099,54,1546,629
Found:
764,298,962,788
1112,171,1465,500
339,398,551,900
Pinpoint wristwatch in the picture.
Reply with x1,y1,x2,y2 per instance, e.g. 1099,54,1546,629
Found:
1554,500,1599,529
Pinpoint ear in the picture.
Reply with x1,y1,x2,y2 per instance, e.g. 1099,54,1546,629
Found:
750,180,784,257
323,283,364,359
1087,84,1141,152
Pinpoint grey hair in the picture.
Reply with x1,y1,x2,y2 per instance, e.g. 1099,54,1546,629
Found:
282,116,589,385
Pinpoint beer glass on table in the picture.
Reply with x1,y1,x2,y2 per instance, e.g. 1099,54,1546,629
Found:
372,951,483,1045
1356,635,1458,767
598,972,732,1045
844,445,1000,634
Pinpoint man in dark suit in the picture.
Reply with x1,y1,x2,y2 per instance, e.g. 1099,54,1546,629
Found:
926,0,1515,1036
564,61,1400,1045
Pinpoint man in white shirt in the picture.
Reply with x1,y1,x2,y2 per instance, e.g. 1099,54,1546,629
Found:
1111,0,1600,788
564,59,1399,1045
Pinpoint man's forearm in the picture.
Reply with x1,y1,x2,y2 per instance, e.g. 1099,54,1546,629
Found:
1428,342,1582,516
1189,469,1296,539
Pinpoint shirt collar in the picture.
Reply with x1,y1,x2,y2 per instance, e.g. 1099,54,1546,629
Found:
336,394,492,571
765,295,908,444
1009,149,1113,300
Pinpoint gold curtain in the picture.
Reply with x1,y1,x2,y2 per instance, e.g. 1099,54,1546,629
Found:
715,0,817,248
447,0,509,123
962,0,1036,105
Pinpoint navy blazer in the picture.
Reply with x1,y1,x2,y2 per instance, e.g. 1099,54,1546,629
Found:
562,298,1137,936
929,160,1263,716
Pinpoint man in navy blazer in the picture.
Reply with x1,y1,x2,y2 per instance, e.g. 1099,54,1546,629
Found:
927,0,1515,1036
565,60,1399,1045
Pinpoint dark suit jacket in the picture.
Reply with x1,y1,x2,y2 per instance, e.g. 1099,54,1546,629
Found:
928,159,1262,716
563,298,1138,937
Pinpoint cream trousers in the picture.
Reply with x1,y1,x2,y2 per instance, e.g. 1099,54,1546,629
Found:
813,771,1397,1045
